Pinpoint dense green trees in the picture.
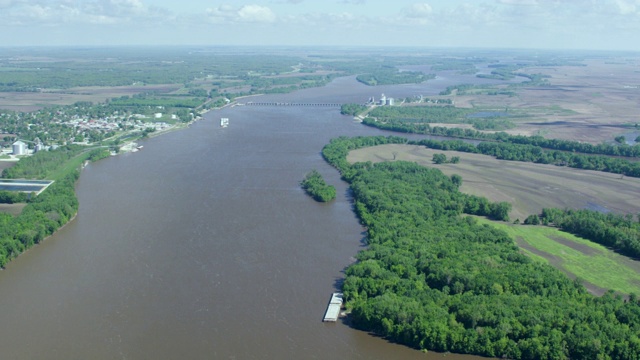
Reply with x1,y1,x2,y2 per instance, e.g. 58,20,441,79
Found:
340,104,367,116
300,170,336,202
0,146,106,267
432,153,460,164
369,105,473,123
0,190,28,204
0,169,80,268
2,145,86,179
321,135,640,359
432,153,447,164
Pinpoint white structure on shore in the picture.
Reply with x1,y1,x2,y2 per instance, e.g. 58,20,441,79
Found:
377,94,394,106
12,140,27,155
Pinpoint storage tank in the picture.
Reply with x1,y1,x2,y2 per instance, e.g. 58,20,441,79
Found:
12,140,27,155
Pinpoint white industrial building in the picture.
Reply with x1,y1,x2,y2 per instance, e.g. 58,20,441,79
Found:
378,93,394,106
12,140,27,155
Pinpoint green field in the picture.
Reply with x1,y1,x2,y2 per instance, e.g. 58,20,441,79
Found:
476,217,640,295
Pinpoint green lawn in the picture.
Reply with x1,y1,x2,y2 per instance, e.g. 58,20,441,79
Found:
476,217,640,295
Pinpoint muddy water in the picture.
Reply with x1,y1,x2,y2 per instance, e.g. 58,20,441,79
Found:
0,76,498,359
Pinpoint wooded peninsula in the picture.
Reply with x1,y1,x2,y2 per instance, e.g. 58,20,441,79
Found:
323,135,640,359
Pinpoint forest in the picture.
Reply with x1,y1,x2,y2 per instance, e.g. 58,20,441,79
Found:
0,146,109,267
322,135,640,359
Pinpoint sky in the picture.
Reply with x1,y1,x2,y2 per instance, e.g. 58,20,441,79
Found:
1,0,640,51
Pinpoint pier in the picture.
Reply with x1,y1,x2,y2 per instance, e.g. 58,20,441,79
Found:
241,101,341,108
323,292,343,322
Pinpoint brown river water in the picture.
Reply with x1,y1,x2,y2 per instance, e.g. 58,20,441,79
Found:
0,75,498,359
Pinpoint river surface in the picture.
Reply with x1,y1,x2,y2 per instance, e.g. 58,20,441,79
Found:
0,75,502,359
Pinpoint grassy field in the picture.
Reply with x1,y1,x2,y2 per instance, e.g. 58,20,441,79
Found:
475,217,640,296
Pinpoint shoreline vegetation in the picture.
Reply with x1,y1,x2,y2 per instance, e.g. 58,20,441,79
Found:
0,146,109,267
322,135,640,359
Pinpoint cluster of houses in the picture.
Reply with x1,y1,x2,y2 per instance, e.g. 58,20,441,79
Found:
61,115,173,134
3,112,179,157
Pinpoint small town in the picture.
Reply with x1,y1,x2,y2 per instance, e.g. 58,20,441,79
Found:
0,104,200,160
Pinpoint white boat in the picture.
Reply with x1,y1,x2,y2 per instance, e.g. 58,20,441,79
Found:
220,118,229,128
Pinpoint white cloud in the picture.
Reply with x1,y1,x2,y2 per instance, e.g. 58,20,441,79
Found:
612,0,640,14
237,5,276,22
0,0,639,50
498,0,538,5
0,0,22,8
1,0,171,26
404,3,433,18
206,4,276,23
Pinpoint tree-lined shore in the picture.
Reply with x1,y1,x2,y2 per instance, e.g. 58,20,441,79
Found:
322,135,640,359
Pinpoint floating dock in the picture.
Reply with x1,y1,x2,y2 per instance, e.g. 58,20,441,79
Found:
323,292,343,322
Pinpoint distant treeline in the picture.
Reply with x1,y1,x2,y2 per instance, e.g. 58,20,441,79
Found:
360,116,640,175
411,137,640,178
356,69,435,86
321,135,640,359
108,95,205,109
338,103,518,131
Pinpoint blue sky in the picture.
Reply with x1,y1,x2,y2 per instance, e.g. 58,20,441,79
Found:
1,0,640,51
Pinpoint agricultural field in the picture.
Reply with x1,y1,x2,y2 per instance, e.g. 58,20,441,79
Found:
0,84,182,112
348,143,640,296
347,144,640,224
450,58,640,143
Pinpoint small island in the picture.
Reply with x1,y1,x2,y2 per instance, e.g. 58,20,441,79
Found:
300,170,336,202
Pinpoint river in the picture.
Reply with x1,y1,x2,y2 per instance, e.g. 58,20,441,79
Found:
0,75,501,359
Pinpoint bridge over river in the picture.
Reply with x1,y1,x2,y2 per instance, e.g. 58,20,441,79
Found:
240,101,342,108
